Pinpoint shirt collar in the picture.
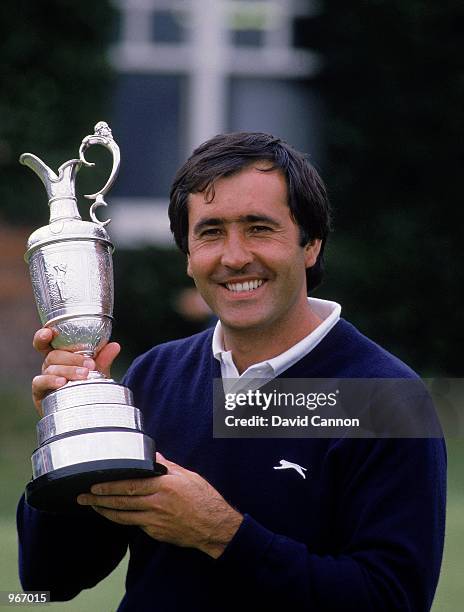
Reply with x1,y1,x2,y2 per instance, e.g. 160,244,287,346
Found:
212,297,341,378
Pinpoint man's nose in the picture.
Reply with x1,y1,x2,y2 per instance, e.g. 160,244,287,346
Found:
220,233,253,270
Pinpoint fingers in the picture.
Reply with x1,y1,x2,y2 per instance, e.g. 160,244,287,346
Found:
42,350,94,373
32,374,67,416
89,476,163,497
40,343,120,377
155,452,186,476
31,327,121,413
89,507,153,526
32,340,89,414
34,352,95,415
95,342,121,378
34,329,120,378
77,492,155,511
32,328,56,355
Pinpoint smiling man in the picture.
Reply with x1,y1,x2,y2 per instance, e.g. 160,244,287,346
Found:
18,133,446,611
186,162,322,370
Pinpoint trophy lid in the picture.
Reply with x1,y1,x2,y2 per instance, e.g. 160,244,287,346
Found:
25,219,114,260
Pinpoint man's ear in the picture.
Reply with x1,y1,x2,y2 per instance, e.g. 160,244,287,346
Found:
304,239,322,268
187,254,193,278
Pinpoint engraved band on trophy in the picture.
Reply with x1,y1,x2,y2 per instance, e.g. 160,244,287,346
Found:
21,122,165,512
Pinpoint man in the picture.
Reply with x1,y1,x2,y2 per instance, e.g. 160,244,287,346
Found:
18,132,446,611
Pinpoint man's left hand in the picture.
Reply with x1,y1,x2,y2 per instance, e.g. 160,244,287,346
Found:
77,453,243,559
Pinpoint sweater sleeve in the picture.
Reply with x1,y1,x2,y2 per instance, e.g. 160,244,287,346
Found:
216,438,446,612
17,495,129,601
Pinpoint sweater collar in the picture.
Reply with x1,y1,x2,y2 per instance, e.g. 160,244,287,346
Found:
212,298,341,389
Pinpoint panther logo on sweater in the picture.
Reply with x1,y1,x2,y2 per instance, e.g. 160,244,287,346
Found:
273,459,308,479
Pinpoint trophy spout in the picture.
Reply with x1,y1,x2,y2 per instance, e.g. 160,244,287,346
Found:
20,153,82,223
19,153,58,190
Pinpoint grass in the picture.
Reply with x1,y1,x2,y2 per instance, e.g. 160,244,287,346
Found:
0,521,128,611
0,388,462,610
433,485,464,611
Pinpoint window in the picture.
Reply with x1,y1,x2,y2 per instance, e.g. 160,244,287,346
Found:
112,74,186,199
152,9,187,43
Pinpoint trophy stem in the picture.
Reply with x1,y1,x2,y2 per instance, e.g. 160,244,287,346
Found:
87,370,106,380
74,350,106,380
75,350,96,357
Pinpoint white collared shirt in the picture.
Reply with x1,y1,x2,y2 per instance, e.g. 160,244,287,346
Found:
212,297,341,393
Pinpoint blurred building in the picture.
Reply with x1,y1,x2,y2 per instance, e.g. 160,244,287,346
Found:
108,0,324,246
0,225,44,386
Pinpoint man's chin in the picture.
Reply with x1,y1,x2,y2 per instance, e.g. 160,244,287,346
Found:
218,315,267,333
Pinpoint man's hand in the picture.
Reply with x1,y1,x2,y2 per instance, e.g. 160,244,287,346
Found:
77,453,243,559
32,327,121,415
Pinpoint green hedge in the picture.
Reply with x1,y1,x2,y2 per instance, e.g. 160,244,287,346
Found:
309,1,464,375
112,247,208,376
0,0,116,225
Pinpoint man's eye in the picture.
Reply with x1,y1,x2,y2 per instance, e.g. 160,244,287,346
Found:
200,228,221,237
250,225,272,233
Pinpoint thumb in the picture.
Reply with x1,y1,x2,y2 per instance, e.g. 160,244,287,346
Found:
156,452,178,467
95,342,121,378
155,452,186,476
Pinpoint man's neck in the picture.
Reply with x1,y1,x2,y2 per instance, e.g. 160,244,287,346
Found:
222,304,322,374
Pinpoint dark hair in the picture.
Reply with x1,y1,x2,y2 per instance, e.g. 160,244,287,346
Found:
169,132,332,291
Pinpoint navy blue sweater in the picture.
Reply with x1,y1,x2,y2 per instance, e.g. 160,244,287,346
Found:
17,319,446,611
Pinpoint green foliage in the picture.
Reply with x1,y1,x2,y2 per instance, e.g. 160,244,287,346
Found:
0,0,116,225
311,1,464,375
112,247,209,375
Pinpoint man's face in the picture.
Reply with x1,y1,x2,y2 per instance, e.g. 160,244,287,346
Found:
186,164,320,334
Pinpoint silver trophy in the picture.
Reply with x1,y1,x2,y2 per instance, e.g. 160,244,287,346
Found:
21,122,164,512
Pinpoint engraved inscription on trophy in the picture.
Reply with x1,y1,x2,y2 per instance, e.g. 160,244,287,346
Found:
45,259,74,305
50,263,68,301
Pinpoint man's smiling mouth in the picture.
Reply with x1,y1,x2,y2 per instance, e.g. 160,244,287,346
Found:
224,279,265,292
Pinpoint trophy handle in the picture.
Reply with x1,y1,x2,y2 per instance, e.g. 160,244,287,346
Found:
79,121,120,227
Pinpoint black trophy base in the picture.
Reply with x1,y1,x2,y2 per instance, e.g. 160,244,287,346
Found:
25,459,167,513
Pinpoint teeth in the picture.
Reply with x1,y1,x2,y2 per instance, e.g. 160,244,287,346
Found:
226,279,264,292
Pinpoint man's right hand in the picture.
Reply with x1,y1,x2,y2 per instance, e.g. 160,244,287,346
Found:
32,327,121,416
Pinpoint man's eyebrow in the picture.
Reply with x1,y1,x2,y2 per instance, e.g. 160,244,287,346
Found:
192,214,280,235
242,214,280,225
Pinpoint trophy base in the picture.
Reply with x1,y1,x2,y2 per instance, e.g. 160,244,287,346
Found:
25,459,167,513
28,379,164,513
